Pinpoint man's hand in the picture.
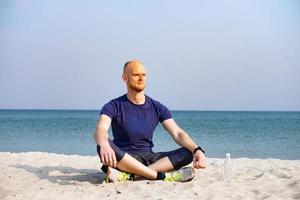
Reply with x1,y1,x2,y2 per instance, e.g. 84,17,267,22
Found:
99,141,117,168
193,150,206,169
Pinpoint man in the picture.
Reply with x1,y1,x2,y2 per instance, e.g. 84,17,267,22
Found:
94,60,206,182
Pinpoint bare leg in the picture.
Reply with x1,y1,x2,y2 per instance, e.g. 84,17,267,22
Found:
115,153,157,180
148,157,174,172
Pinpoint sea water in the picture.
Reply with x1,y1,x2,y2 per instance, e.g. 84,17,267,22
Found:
0,110,299,159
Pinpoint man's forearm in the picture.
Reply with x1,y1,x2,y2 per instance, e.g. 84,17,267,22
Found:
174,130,198,153
94,126,109,146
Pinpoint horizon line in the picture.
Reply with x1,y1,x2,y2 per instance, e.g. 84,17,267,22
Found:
0,108,299,112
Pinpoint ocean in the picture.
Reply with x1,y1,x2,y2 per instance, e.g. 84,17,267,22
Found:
0,110,299,160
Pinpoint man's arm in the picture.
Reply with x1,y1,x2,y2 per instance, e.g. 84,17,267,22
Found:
162,118,206,169
94,114,117,168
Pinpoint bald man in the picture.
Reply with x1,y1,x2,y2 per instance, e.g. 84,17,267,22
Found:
94,60,206,182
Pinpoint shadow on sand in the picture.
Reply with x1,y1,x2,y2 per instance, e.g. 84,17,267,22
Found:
13,164,106,185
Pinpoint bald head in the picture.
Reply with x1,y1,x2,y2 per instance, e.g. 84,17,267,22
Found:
123,60,144,74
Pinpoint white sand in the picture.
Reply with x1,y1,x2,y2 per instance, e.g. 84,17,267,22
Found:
0,152,299,200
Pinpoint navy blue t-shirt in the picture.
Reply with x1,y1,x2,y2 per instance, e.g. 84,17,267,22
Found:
100,94,172,153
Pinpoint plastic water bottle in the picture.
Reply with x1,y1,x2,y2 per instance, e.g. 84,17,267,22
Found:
224,153,232,183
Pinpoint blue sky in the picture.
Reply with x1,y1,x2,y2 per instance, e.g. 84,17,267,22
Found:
1,0,299,111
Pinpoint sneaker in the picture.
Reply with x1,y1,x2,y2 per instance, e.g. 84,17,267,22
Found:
164,166,195,182
117,171,134,181
103,167,134,183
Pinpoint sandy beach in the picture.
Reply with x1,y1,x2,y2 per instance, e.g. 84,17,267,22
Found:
0,152,299,200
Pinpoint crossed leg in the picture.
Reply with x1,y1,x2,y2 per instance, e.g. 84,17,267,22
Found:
115,153,174,180
96,140,193,180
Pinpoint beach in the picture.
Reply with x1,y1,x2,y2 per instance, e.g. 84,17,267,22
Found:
1,152,299,200
1,110,300,199
2,0,300,199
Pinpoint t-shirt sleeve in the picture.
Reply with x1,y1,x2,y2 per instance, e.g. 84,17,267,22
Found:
100,101,116,119
157,102,172,122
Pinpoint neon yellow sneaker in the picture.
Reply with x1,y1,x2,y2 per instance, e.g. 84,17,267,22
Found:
164,166,195,182
117,172,133,181
104,168,134,183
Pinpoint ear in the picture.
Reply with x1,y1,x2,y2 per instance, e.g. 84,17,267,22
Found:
122,74,127,82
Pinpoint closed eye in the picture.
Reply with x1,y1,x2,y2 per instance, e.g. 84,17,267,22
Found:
133,73,146,77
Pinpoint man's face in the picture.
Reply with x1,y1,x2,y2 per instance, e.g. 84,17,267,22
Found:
123,62,146,93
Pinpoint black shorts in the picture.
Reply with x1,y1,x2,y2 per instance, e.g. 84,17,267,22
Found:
96,140,193,171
